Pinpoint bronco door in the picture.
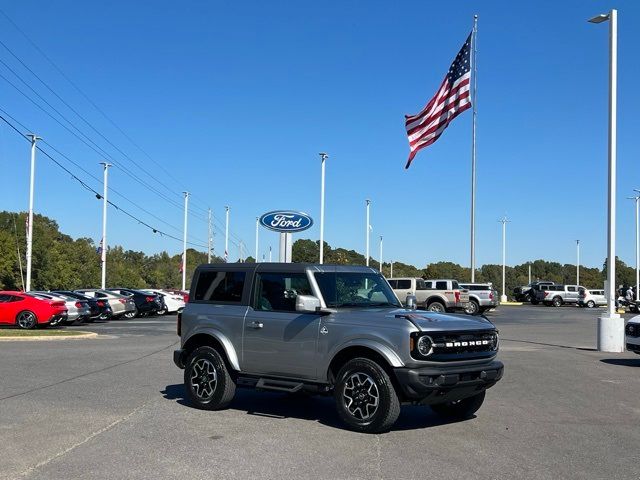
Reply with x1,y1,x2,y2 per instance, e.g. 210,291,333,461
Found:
242,272,321,379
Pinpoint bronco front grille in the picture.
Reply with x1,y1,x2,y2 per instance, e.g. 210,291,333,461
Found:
412,330,498,362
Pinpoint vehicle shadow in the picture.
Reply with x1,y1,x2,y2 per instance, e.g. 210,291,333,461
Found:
160,384,465,432
600,358,640,367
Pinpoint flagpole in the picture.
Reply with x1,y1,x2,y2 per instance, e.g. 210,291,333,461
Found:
470,14,478,282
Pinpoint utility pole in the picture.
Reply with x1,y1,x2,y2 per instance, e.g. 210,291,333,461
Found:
390,261,394,278
25,134,40,292
528,263,532,284
207,208,212,263
576,240,580,286
182,192,189,291
379,235,383,274
319,152,328,264
100,162,112,289
365,199,371,266
499,217,510,303
224,206,230,262
255,217,259,263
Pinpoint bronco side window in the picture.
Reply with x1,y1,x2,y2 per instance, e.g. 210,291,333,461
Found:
253,273,312,312
193,271,246,303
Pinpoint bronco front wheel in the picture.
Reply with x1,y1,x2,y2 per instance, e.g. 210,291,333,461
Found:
334,357,400,433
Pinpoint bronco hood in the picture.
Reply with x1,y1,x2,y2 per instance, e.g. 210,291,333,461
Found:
390,309,496,332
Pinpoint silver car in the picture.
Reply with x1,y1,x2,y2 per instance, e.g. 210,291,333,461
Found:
30,291,91,325
75,289,136,319
578,288,607,308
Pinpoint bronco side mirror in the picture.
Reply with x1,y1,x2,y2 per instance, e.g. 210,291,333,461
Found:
296,295,322,313
405,294,417,310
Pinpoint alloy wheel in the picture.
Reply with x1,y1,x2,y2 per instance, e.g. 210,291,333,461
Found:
17,311,37,329
342,372,379,421
190,359,218,400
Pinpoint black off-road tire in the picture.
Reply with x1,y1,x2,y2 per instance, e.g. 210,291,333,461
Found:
524,293,532,303
184,346,236,410
431,390,486,419
334,357,400,433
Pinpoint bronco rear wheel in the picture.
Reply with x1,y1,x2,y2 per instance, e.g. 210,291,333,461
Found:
334,357,400,433
184,346,236,410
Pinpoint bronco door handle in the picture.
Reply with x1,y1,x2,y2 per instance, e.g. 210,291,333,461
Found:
248,321,264,329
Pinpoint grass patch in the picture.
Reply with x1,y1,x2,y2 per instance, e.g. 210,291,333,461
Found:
0,329,89,337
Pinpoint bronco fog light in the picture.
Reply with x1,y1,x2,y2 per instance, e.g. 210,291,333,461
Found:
417,335,433,356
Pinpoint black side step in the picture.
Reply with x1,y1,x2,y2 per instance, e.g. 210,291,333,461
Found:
255,378,304,393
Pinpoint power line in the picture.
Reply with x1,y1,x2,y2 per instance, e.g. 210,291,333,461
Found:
0,112,208,249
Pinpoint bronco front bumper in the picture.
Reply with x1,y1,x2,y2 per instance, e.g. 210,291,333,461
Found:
393,360,504,404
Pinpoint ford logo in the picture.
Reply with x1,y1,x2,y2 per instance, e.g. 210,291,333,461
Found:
259,211,313,233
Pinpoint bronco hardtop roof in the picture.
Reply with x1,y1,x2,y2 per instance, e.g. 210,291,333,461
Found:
193,263,379,274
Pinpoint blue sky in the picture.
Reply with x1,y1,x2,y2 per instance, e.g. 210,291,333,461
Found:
0,0,639,269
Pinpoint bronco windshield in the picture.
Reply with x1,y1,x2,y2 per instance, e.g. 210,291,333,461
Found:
314,272,402,308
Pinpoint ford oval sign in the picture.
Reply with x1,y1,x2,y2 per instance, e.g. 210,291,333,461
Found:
259,211,313,233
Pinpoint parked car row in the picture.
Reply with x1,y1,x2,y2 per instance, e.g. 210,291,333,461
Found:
0,288,187,329
512,281,608,308
387,277,498,315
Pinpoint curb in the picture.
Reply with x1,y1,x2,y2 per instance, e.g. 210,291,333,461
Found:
500,302,524,306
0,331,99,342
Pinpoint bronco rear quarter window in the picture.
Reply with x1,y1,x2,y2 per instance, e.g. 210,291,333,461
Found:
193,271,246,303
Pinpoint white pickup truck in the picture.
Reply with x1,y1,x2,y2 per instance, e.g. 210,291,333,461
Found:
387,278,470,313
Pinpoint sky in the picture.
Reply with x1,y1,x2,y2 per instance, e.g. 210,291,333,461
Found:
0,0,639,270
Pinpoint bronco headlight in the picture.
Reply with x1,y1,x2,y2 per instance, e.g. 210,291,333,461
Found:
491,332,499,351
416,335,433,357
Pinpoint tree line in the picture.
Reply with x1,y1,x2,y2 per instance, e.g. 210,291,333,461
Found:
0,211,632,297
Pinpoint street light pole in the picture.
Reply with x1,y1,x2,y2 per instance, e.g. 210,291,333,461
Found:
182,192,189,291
631,191,640,301
589,9,623,352
576,240,580,286
100,162,111,289
25,134,40,292
365,199,371,266
319,153,327,264
379,235,383,274
499,217,510,303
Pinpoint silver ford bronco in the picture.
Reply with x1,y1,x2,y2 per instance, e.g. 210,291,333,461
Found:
174,263,503,433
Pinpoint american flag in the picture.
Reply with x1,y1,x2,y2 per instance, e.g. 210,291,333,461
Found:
405,32,473,169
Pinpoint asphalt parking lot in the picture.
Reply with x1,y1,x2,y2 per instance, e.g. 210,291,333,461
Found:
1,306,639,480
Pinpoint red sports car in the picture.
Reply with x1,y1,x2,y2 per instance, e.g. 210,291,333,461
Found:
0,291,67,329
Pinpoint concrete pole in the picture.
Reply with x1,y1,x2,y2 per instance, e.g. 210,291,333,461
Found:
255,217,259,263
365,199,371,266
224,206,229,262
100,162,111,289
590,9,623,352
390,261,394,278
182,192,189,291
319,153,327,264
528,263,532,284
25,134,40,292
379,236,383,274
